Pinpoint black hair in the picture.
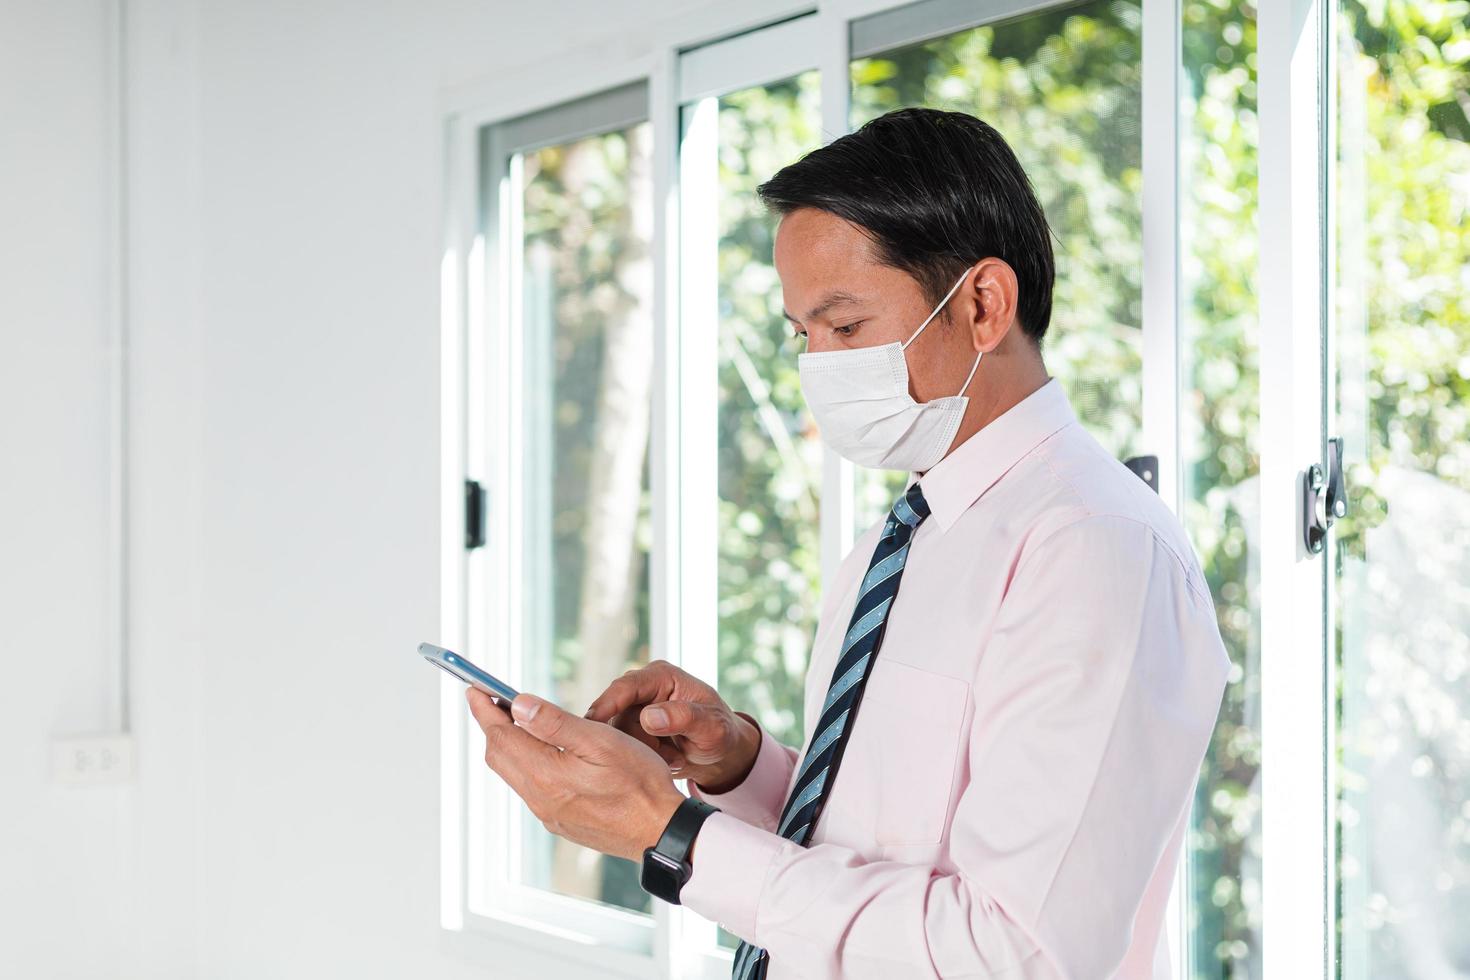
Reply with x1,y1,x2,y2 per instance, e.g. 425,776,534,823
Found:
756,107,1055,343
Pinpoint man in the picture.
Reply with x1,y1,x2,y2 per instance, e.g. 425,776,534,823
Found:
466,107,1230,978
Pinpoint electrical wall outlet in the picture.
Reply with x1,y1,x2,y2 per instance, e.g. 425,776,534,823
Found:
52,734,136,784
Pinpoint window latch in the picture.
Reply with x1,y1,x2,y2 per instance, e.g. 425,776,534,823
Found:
1303,437,1347,555
1123,455,1159,494
465,479,487,551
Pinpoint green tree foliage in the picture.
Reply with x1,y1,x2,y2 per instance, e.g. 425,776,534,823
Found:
853,0,1145,461
522,127,656,915
714,73,826,752
1336,0,1470,492
1330,2,1470,976
849,0,1145,523
1178,2,1261,975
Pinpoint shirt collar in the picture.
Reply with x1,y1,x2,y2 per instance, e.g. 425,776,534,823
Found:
910,377,1078,534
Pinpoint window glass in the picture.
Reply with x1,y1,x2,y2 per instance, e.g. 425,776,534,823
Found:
1179,2,1262,975
849,0,1144,532
517,120,655,915
682,68,823,952
707,70,824,756
1331,3,1470,975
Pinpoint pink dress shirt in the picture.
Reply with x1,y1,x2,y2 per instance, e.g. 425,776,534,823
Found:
682,378,1230,978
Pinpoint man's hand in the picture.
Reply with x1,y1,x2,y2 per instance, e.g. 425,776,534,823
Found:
584,661,762,795
467,688,685,864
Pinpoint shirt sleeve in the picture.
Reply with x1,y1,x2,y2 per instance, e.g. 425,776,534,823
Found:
686,522,880,831
679,514,1230,978
687,713,800,833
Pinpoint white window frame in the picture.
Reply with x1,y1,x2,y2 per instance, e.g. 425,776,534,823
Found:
1258,0,1334,976
429,0,1333,976
442,67,671,979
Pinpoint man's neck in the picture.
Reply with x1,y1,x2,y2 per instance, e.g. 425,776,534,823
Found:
926,357,1050,473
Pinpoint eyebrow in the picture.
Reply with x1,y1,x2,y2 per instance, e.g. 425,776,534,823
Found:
781,291,864,324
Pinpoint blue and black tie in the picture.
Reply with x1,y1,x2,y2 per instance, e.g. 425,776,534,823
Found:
731,481,931,980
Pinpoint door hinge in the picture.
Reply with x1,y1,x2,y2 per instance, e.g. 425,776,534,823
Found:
465,479,487,551
1303,436,1347,554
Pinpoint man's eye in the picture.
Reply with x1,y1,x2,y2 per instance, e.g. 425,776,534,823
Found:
834,321,865,336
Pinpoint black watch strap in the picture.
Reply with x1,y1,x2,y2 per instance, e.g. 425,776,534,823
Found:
641,797,720,904
655,796,719,859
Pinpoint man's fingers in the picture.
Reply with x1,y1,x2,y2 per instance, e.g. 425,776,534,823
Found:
515,694,615,755
467,687,513,732
611,710,685,769
607,708,661,752
583,673,649,722
656,743,686,772
583,664,675,722
641,700,719,743
641,701,737,766
466,688,555,783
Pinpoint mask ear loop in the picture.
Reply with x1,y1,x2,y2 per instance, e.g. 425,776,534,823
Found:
956,349,984,397
900,263,977,351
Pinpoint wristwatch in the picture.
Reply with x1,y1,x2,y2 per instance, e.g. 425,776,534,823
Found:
640,797,721,905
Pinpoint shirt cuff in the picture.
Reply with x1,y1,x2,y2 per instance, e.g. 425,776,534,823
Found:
679,811,793,943
687,714,796,833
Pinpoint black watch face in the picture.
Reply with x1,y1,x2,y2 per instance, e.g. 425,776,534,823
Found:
641,848,687,904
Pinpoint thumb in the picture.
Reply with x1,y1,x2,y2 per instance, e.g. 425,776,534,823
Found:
513,694,609,753
641,700,725,749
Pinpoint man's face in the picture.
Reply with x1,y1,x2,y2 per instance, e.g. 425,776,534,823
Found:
773,207,978,405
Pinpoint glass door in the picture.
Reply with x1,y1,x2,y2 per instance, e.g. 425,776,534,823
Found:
1326,3,1470,976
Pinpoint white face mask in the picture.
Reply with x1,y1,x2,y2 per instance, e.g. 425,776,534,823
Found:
797,265,981,473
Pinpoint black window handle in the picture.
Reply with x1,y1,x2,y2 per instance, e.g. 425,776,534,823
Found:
1123,455,1159,494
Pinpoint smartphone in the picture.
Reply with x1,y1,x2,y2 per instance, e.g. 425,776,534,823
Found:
419,642,519,712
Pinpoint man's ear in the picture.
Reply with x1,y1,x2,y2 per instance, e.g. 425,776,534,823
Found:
965,257,1020,353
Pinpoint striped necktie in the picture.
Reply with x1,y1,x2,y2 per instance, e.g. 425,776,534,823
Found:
732,481,931,980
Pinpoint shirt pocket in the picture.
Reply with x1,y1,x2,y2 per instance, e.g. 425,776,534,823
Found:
865,658,971,847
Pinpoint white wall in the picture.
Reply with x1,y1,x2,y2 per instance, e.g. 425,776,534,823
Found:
2,1,206,976
188,1,697,974
0,0,117,970
3,1,792,977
